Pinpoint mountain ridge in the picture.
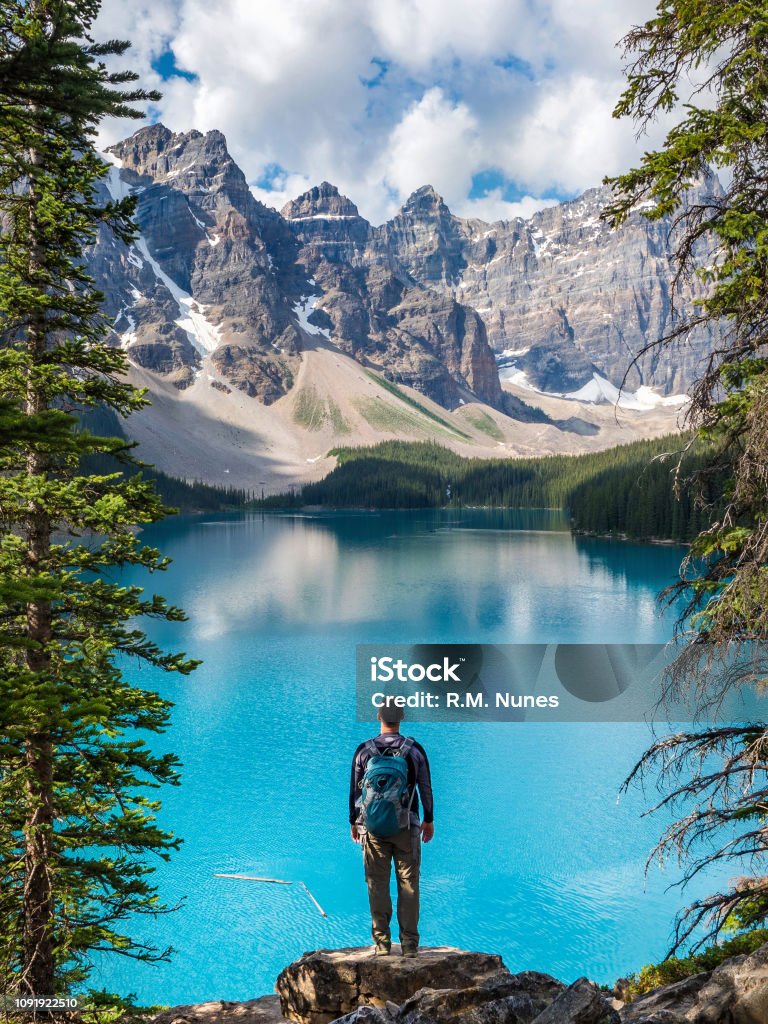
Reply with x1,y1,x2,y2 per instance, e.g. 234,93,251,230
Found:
87,123,712,488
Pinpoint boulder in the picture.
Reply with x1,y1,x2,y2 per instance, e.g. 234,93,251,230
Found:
620,941,768,1024
695,941,768,1023
275,947,514,1024
621,1014,687,1024
530,977,619,1023
619,973,712,1023
397,969,564,1024
330,1007,395,1024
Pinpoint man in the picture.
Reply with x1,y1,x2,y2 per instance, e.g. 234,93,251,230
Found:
349,706,434,957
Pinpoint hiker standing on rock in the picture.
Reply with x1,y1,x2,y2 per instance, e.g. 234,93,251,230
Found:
349,705,434,958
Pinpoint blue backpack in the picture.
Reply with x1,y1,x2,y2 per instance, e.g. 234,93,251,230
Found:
358,738,416,837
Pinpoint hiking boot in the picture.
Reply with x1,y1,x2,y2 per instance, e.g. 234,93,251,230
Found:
373,944,391,956
401,946,418,958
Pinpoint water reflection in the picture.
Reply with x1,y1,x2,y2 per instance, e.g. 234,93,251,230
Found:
146,510,686,645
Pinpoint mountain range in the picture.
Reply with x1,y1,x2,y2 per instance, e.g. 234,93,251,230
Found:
89,124,718,490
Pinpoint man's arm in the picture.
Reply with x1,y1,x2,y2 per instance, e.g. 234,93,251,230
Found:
349,745,363,842
414,742,434,842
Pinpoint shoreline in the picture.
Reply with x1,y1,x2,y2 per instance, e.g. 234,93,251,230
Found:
186,504,691,547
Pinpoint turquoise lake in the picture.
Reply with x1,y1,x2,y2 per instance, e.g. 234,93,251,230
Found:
92,509,730,1005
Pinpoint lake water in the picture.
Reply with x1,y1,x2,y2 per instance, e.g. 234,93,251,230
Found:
92,510,727,1006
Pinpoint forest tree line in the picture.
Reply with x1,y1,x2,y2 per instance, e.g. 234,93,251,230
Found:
292,434,720,541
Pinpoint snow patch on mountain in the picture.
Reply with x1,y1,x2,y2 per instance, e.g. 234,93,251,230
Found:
188,205,221,247
503,367,688,410
293,283,331,338
102,153,133,203
135,237,221,356
565,374,688,409
113,287,142,349
288,214,360,222
118,312,137,349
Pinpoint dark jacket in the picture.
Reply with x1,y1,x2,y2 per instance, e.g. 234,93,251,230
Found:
349,733,434,826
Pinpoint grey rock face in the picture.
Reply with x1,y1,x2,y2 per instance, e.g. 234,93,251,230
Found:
619,973,712,1023
378,181,721,396
281,185,505,411
375,186,467,287
90,123,721,423
496,314,600,394
531,977,619,1023
620,941,768,1024
97,124,303,403
396,969,565,1024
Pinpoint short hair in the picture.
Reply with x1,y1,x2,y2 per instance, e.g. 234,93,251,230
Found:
377,705,405,725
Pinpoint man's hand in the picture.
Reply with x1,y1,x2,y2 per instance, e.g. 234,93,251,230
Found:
421,821,434,843
351,824,361,843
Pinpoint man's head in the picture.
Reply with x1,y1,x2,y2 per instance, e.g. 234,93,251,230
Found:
377,705,404,733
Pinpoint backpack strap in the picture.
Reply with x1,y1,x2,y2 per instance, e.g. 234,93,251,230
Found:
363,736,414,762
398,737,415,759
398,737,418,812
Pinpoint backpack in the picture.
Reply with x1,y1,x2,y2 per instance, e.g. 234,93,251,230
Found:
358,737,416,838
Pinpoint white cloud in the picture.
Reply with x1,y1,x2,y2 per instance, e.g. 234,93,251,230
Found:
89,0,180,142
92,0,179,71
455,192,559,223
380,88,480,202
366,0,540,72
502,75,640,195
250,171,313,215
95,0,667,225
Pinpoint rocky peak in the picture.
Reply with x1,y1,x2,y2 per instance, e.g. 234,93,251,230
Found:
282,181,371,257
400,184,449,217
105,122,172,168
282,182,365,222
98,123,303,403
107,124,241,194
279,181,504,411
375,185,466,286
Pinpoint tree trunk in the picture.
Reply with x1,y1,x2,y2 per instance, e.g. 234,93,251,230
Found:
21,734,55,996
20,107,56,995
22,428,56,996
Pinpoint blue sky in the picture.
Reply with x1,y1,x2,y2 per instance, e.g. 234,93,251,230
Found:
96,0,664,224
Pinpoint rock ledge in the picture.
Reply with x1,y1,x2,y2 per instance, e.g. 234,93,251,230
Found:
145,940,768,1024
275,946,615,1024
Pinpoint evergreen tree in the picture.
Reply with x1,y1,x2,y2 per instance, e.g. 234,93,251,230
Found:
299,436,712,540
605,0,768,948
0,0,196,1001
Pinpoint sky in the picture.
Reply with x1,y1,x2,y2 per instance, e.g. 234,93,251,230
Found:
94,0,668,225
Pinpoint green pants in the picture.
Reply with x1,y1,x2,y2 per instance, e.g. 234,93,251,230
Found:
362,826,421,949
